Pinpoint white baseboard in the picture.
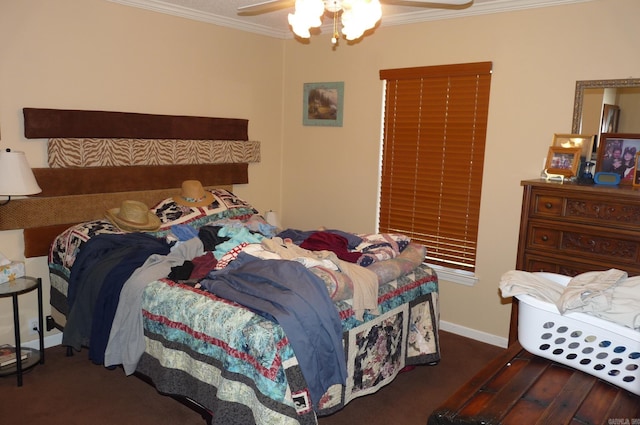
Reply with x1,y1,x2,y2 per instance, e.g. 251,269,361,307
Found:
440,320,508,348
22,332,63,350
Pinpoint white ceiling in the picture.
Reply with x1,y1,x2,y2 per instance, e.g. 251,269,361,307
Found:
106,0,594,39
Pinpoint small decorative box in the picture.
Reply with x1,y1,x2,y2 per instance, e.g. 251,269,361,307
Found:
0,261,25,284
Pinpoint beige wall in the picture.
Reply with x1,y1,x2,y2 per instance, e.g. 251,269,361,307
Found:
279,0,640,343
1,0,639,347
0,0,285,344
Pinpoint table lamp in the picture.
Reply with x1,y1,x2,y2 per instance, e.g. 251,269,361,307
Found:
0,148,42,205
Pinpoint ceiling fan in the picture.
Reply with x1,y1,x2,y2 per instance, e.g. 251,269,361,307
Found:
238,0,473,44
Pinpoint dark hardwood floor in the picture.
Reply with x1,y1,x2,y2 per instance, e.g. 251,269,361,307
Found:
0,331,503,425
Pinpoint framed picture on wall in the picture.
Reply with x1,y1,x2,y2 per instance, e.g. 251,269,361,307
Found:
545,146,581,177
596,133,640,185
303,82,344,127
552,133,595,160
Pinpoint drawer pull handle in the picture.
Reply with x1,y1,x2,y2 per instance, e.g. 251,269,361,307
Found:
541,235,548,242
545,202,553,209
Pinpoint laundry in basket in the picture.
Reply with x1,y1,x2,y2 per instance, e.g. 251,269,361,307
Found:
507,272,640,396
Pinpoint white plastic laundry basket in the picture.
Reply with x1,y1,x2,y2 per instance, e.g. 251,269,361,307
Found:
516,272,640,396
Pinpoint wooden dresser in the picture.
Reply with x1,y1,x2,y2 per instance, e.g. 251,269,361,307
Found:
517,179,640,276
510,179,640,344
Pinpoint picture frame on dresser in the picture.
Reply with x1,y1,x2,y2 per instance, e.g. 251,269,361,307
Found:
595,133,640,185
545,146,581,177
633,152,640,187
552,133,595,160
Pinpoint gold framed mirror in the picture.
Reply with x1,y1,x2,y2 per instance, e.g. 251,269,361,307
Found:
572,78,640,134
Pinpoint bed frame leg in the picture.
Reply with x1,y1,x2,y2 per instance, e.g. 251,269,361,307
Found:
46,315,74,357
203,412,212,425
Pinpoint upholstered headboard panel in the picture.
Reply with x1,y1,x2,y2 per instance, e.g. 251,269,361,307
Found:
23,108,249,140
1,108,257,258
29,163,247,197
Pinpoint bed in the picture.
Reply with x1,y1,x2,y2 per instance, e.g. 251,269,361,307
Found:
8,108,441,425
47,189,440,424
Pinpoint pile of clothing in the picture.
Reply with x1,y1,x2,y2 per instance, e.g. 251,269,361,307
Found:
500,269,640,331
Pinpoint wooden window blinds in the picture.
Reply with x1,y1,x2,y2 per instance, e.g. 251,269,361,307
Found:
378,62,492,273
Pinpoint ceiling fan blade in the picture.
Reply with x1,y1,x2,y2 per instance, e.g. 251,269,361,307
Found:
237,0,295,15
382,0,472,6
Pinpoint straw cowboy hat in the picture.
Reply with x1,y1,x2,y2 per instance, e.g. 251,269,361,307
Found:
173,180,215,207
105,200,161,232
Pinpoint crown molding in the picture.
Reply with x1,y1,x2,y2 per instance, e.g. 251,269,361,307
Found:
107,0,292,38
107,0,594,39
380,0,594,26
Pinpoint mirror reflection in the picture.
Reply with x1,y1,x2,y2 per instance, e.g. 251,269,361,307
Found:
572,79,640,159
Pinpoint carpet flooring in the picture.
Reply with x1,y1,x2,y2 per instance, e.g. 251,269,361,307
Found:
0,331,503,425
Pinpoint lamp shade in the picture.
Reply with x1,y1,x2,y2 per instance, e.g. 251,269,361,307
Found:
264,210,281,229
0,149,42,196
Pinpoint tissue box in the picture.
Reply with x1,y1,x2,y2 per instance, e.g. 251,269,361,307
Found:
0,262,25,284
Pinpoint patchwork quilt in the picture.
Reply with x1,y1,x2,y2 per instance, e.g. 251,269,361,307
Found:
48,188,440,425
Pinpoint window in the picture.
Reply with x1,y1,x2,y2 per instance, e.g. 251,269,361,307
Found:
378,62,492,274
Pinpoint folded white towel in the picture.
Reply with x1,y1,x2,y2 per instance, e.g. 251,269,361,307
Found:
586,277,640,331
499,270,565,304
500,269,640,331
557,269,628,314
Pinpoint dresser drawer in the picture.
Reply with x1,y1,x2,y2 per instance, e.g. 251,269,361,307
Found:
564,196,640,228
529,226,561,248
521,255,572,274
526,221,640,267
531,194,563,217
520,252,633,276
529,187,640,230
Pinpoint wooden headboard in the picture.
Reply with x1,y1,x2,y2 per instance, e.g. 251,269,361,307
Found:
0,108,256,258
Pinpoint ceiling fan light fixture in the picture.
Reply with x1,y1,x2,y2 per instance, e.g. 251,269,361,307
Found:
341,0,381,41
287,0,381,43
288,0,325,38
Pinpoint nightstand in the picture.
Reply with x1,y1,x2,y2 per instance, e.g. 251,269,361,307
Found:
0,276,45,386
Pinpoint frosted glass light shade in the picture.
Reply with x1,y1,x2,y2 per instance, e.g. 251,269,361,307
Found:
288,0,324,38
287,0,381,42
0,149,42,196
